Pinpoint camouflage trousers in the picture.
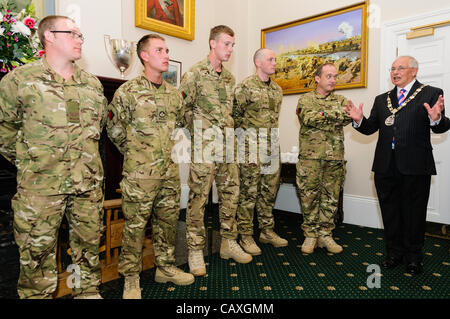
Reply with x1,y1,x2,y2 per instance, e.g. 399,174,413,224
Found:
119,176,180,276
237,162,281,235
296,159,345,238
186,162,239,250
12,188,104,299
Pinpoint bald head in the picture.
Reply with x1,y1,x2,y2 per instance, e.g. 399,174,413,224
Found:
254,48,277,80
395,55,419,69
253,48,272,65
391,55,419,88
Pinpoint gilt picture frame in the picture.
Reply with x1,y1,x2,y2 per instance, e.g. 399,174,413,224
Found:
135,0,195,41
261,2,368,95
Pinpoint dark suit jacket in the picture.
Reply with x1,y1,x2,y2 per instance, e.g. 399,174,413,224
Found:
356,80,450,175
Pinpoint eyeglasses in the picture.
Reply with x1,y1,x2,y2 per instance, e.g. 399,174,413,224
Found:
50,30,84,41
389,66,410,72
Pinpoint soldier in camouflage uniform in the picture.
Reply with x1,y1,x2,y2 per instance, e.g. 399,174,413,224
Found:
107,34,194,298
233,48,288,256
180,25,252,276
0,16,107,299
296,63,352,254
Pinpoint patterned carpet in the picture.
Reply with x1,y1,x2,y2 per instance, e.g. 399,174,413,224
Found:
1,209,449,300
98,210,449,300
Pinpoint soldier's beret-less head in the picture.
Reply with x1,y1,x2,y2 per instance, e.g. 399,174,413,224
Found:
38,15,75,49
137,34,166,66
253,48,273,65
209,25,234,48
314,62,336,78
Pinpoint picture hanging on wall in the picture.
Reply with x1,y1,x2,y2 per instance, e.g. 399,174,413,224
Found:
135,0,195,41
261,2,368,95
162,59,182,88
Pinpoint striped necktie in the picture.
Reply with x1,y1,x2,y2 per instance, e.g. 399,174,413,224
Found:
392,88,406,149
398,88,406,106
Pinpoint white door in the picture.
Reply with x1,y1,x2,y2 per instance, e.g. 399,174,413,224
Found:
396,21,450,224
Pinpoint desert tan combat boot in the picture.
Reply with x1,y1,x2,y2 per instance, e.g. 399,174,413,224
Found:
123,275,141,299
259,229,288,247
155,266,195,286
239,235,262,256
318,235,343,254
220,238,253,263
301,237,317,254
188,249,206,276
74,293,103,299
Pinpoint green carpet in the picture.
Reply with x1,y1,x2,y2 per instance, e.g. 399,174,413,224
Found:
99,210,449,300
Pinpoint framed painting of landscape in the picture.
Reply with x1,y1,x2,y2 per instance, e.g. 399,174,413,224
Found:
261,2,368,95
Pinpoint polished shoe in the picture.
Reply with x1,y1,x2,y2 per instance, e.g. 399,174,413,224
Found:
406,262,423,275
381,256,402,269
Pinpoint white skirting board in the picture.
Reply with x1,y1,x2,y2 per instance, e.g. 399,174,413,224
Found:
180,183,385,230
342,195,383,229
272,184,384,229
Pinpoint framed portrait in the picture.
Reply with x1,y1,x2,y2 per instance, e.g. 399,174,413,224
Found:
163,60,182,88
135,0,195,41
261,2,368,95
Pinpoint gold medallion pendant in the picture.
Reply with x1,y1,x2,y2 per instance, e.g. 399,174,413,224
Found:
385,84,428,127
385,114,395,126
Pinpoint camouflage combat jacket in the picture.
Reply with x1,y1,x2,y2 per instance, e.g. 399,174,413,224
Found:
233,74,282,129
106,75,185,179
0,58,107,195
180,57,235,132
296,90,351,161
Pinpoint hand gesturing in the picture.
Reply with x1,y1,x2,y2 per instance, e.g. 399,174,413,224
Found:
423,95,444,122
344,99,364,123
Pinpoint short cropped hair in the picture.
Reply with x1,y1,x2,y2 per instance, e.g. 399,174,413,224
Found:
209,25,234,48
253,48,268,64
397,55,419,69
314,62,336,77
38,15,74,49
137,34,166,65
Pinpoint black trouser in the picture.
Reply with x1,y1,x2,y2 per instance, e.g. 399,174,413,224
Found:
374,152,431,264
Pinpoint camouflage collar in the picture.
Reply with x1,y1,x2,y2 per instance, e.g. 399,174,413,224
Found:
252,73,276,89
40,56,83,85
313,89,336,100
139,73,167,92
203,57,231,79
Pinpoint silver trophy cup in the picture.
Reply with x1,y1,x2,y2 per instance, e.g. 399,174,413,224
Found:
104,35,136,78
